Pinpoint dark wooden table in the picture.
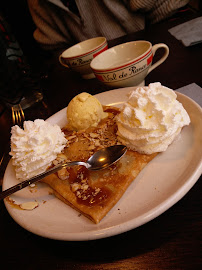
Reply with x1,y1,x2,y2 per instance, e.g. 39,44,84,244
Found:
0,10,201,269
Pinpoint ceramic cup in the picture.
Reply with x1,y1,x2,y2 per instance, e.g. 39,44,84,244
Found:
59,37,108,79
90,40,169,88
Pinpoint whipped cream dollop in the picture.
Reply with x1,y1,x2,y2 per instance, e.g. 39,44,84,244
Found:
10,119,67,180
116,82,190,154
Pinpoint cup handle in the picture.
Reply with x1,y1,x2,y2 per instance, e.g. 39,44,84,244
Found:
59,55,69,68
148,44,169,74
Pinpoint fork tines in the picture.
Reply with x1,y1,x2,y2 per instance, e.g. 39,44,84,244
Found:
12,104,25,127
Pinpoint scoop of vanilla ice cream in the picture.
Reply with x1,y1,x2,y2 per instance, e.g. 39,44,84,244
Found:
116,82,190,154
10,119,67,180
66,92,108,130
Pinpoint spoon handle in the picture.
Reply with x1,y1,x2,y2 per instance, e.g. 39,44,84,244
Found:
0,161,87,200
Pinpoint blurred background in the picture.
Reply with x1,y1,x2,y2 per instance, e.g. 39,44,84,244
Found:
0,0,201,70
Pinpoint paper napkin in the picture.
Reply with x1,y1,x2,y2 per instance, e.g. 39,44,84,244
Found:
168,16,202,46
176,83,202,107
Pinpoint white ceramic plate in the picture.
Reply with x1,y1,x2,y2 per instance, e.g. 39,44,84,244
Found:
3,89,202,241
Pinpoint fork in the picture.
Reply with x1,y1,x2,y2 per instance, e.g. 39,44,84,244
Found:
1,104,25,178
0,104,25,181
11,103,25,127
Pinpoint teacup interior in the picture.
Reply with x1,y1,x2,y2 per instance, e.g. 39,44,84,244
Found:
62,37,105,58
91,41,150,69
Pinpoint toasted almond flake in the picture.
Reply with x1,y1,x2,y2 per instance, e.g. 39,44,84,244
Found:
89,133,99,138
94,140,101,146
57,168,69,180
71,183,80,192
82,184,89,191
53,159,59,165
67,135,76,140
20,201,39,210
57,153,67,160
83,133,91,140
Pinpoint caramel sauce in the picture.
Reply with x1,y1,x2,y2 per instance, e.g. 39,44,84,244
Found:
104,107,120,115
65,167,77,184
76,186,111,207
68,166,111,207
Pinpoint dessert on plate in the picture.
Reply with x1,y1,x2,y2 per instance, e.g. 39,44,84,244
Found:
9,83,190,223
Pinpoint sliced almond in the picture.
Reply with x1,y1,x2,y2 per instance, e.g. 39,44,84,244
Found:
71,182,81,192
57,168,69,180
67,135,76,140
89,133,99,138
53,159,59,165
94,140,101,146
19,201,39,210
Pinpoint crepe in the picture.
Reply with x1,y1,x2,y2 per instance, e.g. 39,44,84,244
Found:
43,107,157,223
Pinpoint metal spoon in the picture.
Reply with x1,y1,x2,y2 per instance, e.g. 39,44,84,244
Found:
0,145,127,200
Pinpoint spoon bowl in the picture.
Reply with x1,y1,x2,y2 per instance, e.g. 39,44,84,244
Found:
87,145,127,170
0,145,127,200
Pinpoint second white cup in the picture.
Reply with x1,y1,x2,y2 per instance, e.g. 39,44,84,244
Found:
59,37,108,79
